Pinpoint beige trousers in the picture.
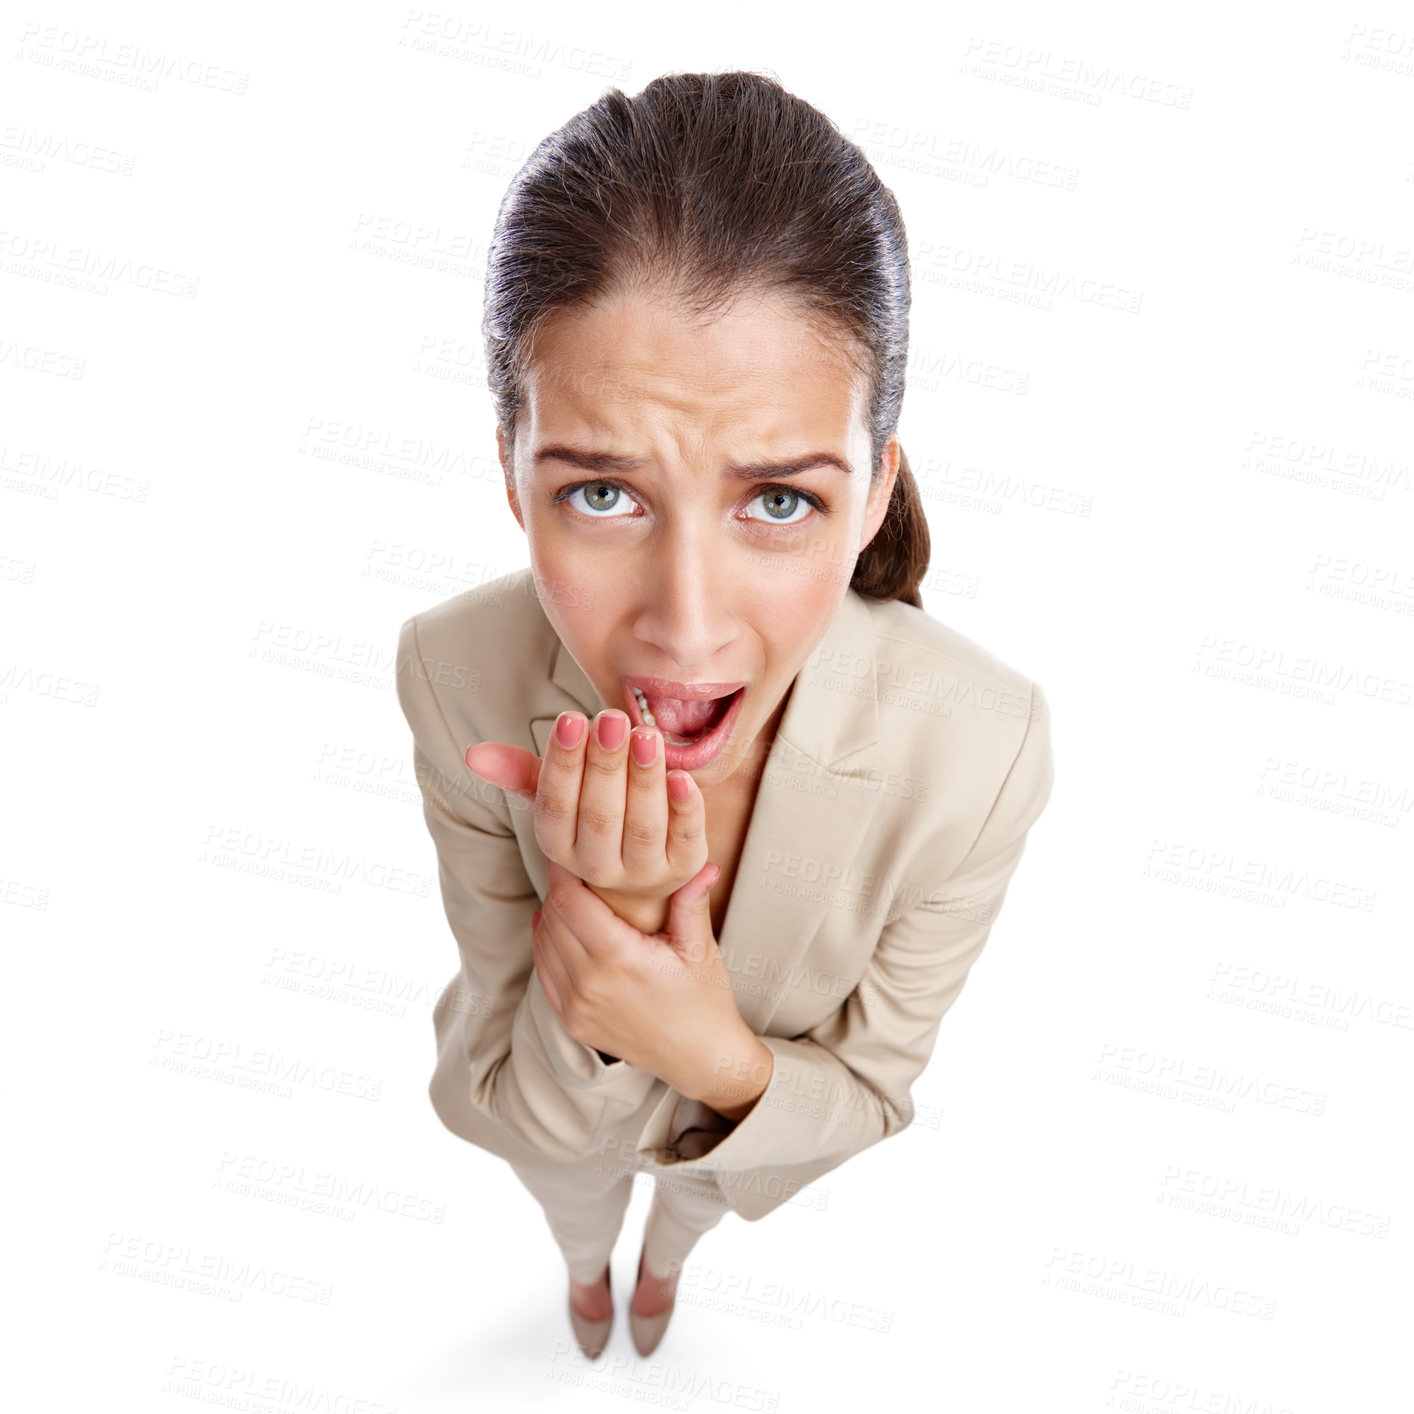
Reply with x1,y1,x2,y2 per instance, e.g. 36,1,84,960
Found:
507,1136,732,1286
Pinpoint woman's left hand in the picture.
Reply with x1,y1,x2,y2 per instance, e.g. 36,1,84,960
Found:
533,856,751,1100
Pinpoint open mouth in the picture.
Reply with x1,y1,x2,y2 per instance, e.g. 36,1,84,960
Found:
627,686,738,743
621,682,747,769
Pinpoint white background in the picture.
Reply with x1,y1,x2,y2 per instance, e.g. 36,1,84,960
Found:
5,3,1411,1410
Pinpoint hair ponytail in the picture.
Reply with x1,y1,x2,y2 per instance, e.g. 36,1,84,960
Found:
850,442,929,610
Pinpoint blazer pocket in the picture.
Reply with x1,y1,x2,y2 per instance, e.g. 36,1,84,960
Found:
486,972,615,1162
510,968,660,1143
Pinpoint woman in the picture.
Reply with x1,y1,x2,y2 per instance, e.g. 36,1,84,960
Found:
394,70,1055,1361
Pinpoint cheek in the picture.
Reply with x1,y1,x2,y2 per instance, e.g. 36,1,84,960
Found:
760,575,843,654
755,528,858,602
529,547,606,621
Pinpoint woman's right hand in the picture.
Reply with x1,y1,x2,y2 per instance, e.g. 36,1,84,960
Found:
462,708,710,934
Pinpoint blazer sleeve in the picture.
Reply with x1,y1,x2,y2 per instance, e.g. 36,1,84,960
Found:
396,615,659,1162
634,679,1056,1210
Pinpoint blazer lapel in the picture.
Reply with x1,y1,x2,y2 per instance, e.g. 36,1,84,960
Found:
527,588,885,1036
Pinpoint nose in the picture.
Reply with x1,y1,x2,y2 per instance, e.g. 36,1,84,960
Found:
632,519,738,668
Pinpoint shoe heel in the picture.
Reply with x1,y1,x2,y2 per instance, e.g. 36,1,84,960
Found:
628,1248,677,1358
568,1264,613,1360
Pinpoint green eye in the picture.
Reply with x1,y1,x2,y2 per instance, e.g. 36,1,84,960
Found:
750,488,809,523
581,482,625,513
564,481,637,517
553,478,827,527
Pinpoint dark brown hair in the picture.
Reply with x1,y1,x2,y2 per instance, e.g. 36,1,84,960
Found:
483,69,930,608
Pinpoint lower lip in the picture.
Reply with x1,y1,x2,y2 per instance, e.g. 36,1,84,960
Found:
622,684,746,771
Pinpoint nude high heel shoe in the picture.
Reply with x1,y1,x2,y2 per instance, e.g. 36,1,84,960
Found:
568,1263,613,1360
628,1247,678,1358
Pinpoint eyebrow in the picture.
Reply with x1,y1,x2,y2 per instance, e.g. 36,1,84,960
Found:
532,444,854,479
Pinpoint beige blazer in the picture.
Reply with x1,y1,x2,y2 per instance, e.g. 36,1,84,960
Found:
395,566,1055,1223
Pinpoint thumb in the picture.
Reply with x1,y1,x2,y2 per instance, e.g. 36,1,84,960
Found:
464,742,543,801
667,861,721,959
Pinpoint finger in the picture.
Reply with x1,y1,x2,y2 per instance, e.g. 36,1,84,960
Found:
533,711,589,864
664,769,708,877
464,742,542,801
670,860,720,926
668,862,722,963
532,921,572,1017
575,709,631,885
543,861,596,972
622,725,668,871
546,858,633,958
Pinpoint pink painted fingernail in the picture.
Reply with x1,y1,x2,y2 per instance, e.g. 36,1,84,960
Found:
596,711,626,751
631,728,657,766
667,772,690,802
556,711,584,748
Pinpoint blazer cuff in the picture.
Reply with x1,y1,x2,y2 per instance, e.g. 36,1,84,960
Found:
628,1033,886,1174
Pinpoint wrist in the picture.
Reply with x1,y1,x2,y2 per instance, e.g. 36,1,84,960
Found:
590,884,670,934
681,1029,774,1121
